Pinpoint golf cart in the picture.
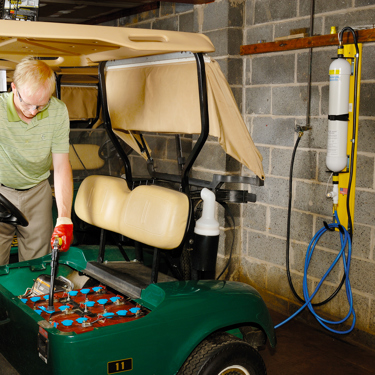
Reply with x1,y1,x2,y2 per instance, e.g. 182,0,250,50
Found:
0,20,275,375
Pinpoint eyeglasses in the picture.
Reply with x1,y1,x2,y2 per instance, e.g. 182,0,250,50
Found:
16,90,50,112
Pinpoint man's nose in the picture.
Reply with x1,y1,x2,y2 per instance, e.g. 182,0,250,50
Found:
29,108,39,115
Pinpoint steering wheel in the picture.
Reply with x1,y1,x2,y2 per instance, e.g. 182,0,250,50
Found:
0,193,29,227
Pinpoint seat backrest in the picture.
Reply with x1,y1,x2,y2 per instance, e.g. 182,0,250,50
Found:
75,175,190,250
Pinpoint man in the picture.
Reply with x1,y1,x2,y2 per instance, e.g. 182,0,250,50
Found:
0,57,73,265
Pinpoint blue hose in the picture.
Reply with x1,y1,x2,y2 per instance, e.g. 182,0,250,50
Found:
275,211,356,334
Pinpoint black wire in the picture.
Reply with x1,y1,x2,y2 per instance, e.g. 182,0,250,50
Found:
346,53,359,240
286,132,304,304
305,0,315,127
286,132,346,306
338,27,359,240
216,201,235,280
69,141,89,176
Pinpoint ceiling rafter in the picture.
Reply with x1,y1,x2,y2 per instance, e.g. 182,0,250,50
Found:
34,0,213,25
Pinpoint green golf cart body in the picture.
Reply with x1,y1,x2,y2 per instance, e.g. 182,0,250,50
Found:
0,19,275,375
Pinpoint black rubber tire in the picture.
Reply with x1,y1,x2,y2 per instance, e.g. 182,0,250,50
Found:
178,332,267,375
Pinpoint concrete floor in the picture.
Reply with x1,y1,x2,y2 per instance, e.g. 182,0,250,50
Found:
261,310,375,375
0,310,374,375
0,356,18,375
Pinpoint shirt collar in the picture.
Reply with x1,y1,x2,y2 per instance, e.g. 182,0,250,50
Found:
7,92,50,123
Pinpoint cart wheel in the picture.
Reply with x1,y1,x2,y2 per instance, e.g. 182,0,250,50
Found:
178,332,266,375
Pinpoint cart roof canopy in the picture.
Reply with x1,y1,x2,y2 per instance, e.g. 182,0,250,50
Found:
0,20,215,67
0,20,264,179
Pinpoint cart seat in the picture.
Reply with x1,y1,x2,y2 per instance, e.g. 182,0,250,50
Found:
74,175,190,250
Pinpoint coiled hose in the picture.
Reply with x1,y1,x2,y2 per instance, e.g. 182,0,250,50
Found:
275,211,356,333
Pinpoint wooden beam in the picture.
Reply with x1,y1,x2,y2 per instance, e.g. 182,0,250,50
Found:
240,28,375,55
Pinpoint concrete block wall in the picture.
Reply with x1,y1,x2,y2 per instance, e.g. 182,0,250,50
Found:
243,0,375,349
114,1,243,272
109,0,375,349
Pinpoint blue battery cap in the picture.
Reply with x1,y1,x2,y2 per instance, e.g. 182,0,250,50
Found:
61,320,73,326
59,305,70,311
42,306,55,314
117,310,128,316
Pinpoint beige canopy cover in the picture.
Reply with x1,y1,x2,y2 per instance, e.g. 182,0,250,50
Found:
57,68,100,121
0,20,215,66
0,19,264,179
106,59,264,179
61,86,98,120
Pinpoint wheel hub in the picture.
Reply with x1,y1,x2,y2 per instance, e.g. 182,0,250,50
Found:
219,365,250,375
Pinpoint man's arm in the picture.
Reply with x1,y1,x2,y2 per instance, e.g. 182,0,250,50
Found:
51,153,73,251
52,153,73,218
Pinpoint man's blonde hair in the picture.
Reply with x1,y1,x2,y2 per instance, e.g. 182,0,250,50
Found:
13,57,55,96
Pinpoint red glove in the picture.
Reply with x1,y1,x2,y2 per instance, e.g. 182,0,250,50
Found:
51,217,73,252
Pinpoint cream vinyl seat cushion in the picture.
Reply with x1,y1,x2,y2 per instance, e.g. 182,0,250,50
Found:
75,175,190,250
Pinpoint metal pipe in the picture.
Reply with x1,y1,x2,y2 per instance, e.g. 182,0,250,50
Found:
98,61,133,189
181,53,210,194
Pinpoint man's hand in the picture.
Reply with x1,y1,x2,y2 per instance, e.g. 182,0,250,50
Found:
51,217,73,252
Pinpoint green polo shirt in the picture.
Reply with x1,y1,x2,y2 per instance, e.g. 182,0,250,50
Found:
0,92,69,189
